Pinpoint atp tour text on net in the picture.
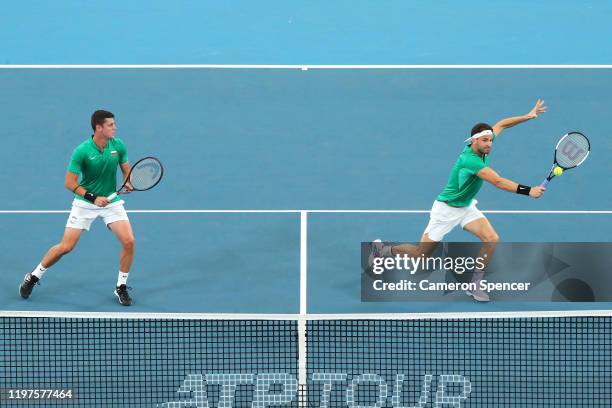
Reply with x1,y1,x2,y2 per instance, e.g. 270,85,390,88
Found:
161,372,471,408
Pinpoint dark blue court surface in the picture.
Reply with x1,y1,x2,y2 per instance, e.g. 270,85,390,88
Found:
1,68,610,313
3,7,612,407
1,69,610,210
308,213,612,313
1,213,300,313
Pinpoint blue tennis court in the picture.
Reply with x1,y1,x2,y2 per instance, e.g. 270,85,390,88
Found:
2,5,612,403
0,68,610,313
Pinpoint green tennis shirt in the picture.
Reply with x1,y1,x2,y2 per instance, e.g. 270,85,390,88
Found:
67,137,129,203
436,145,490,207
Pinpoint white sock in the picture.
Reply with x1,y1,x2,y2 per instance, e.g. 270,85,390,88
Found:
117,271,129,287
32,263,47,279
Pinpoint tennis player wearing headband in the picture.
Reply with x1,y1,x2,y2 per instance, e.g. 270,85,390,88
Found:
371,100,547,302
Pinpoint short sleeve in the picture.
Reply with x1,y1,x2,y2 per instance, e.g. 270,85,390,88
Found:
67,147,83,174
116,138,129,164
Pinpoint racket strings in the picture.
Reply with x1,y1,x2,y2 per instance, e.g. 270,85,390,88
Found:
556,133,589,168
129,158,163,191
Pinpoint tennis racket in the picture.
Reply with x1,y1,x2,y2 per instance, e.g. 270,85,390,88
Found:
107,156,164,200
540,132,590,188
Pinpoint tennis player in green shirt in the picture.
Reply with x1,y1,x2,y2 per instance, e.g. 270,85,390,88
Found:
372,100,547,302
20,110,136,306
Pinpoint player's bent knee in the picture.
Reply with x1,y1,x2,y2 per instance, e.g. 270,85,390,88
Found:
122,237,135,251
58,242,76,255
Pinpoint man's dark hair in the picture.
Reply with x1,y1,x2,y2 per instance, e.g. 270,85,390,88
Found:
91,110,115,131
471,122,493,136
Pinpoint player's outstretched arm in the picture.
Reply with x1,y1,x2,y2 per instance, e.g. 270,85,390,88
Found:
477,167,545,198
492,99,547,137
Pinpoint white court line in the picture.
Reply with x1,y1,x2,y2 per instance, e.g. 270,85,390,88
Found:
0,210,298,214
0,210,611,214
1,64,612,69
300,211,308,314
0,310,300,320
1,310,610,320
307,210,612,214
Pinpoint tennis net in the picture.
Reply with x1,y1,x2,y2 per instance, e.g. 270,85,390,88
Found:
1,311,610,407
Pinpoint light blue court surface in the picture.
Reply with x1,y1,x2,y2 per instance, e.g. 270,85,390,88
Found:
1,1,612,64
1,68,611,313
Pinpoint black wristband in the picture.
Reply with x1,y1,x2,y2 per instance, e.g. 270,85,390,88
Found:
83,191,97,203
516,184,531,196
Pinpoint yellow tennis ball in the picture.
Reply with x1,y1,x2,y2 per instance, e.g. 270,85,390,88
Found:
553,166,564,176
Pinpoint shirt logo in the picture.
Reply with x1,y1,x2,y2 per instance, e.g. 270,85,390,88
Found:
111,150,118,157
89,156,97,160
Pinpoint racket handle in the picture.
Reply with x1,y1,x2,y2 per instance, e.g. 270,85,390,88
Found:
107,192,118,201
540,179,550,188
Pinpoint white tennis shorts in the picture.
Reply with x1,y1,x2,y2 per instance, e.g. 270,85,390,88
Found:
424,199,485,241
65,199,129,231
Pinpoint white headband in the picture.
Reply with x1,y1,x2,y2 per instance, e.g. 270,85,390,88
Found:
464,129,494,143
